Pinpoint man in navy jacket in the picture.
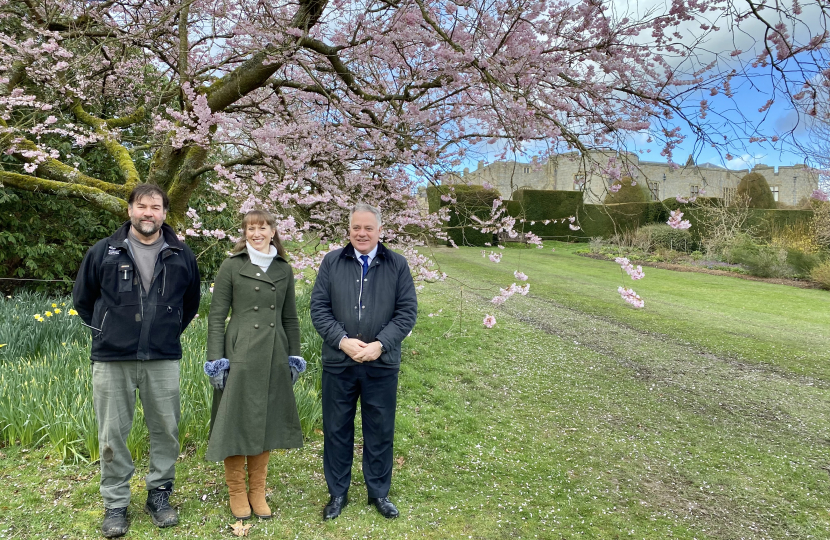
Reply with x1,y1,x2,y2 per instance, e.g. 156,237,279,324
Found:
73,184,200,537
311,203,417,520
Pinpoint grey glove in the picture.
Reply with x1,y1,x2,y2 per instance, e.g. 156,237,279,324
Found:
204,358,230,391
288,356,306,386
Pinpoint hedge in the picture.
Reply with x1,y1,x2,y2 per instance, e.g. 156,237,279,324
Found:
427,190,816,244
426,184,500,246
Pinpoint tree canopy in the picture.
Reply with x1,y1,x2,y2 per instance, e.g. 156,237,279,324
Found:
0,0,826,251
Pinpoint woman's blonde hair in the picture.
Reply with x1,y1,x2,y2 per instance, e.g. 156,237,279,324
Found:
232,209,286,258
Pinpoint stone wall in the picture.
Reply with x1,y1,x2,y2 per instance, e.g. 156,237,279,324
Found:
444,152,818,206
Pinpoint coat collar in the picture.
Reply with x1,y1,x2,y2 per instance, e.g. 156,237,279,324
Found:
231,250,287,283
340,242,389,261
109,221,184,251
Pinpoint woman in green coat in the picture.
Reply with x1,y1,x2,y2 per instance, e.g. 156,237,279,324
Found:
204,210,305,520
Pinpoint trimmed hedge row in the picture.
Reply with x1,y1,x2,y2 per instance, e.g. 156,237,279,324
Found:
426,184,500,246
428,187,814,245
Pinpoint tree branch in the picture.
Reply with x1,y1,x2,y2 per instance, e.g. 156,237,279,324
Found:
71,101,142,188
0,171,128,216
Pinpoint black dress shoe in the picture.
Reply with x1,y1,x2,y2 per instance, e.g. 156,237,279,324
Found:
368,496,399,519
323,495,348,520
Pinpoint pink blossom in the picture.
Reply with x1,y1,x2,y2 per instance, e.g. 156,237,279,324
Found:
568,224,580,231
811,189,829,201
618,287,644,308
488,252,502,263
514,270,528,281
483,315,497,328
609,183,622,193
667,210,692,230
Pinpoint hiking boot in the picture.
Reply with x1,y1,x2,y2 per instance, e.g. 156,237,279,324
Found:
101,507,129,538
144,482,178,528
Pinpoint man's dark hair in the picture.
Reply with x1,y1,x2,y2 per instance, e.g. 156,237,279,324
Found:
128,184,169,211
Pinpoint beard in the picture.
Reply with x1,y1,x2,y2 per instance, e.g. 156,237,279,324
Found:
131,216,162,237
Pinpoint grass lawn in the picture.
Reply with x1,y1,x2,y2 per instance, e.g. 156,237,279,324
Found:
1,242,829,539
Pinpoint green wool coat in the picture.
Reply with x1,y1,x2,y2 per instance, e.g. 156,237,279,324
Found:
205,251,303,462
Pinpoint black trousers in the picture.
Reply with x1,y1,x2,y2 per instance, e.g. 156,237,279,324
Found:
322,364,399,498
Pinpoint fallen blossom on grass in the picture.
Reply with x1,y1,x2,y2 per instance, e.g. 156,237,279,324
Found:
514,270,528,281
483,314,497,328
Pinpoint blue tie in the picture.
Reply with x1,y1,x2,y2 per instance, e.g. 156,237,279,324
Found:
361,255,369,277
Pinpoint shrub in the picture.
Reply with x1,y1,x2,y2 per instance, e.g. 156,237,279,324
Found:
0,188,121,294
736,172,776,209
786,248,823,278
728,235,791,278
810,260,830,290
636,223,694,252
604,177,649,204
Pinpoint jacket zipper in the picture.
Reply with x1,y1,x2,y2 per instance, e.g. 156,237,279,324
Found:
162,264,166,297
357,259,365,322
99,310,109,336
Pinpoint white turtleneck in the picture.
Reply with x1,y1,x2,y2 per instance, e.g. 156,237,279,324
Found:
246,242,278,272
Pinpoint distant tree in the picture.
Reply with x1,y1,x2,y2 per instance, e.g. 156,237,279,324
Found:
737,173,776,209
605,177,648,204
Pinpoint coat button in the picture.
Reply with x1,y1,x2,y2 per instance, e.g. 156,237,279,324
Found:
254,324,259,329
270,305,275,309
255,287,260,291
254,306,259,311
271,287,276,291
256,272,261,276
270,323,275,327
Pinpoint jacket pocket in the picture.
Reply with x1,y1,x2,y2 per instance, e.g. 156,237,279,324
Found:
97,306,141,353
149,305,182,355
117,263,134,292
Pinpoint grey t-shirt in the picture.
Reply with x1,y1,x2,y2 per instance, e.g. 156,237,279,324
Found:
128,228,164,293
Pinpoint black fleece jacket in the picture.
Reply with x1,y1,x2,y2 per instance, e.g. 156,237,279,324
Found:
72,221,201,361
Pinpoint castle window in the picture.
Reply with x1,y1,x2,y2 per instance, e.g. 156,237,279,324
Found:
523,166,531,174
771,186,779,202
648,181,660,201
690,185,700,197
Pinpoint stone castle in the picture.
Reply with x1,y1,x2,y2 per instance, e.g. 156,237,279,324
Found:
443,151,818,206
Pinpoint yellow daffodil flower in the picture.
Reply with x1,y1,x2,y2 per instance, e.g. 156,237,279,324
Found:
54,308,61,314
68,309,78,316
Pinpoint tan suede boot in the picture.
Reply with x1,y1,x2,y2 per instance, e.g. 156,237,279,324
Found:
246,451,272,519
224,455,251,520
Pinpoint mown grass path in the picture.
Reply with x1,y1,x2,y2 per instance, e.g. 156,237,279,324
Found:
1,242,829,539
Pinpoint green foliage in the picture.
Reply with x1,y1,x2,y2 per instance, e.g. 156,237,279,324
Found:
636,223,694,252
603,176,649,204
0,286,322,462
727,234,792,278
737,172,776,209
427,184,499,246
810,260,830,289
0,188,121,294
785,248,823,278
510,189,583,220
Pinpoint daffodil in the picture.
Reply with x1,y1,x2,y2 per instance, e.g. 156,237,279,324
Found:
54,308,61,314
0,344,6,348
68,309,78,316
61,302,66,306
45,311,53,317
51,303,57,308
34,314,41,319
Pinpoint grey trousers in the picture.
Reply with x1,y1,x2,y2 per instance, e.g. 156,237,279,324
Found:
92,360,180,509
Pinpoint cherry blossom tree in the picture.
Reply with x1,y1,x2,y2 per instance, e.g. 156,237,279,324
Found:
0,0,827,293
